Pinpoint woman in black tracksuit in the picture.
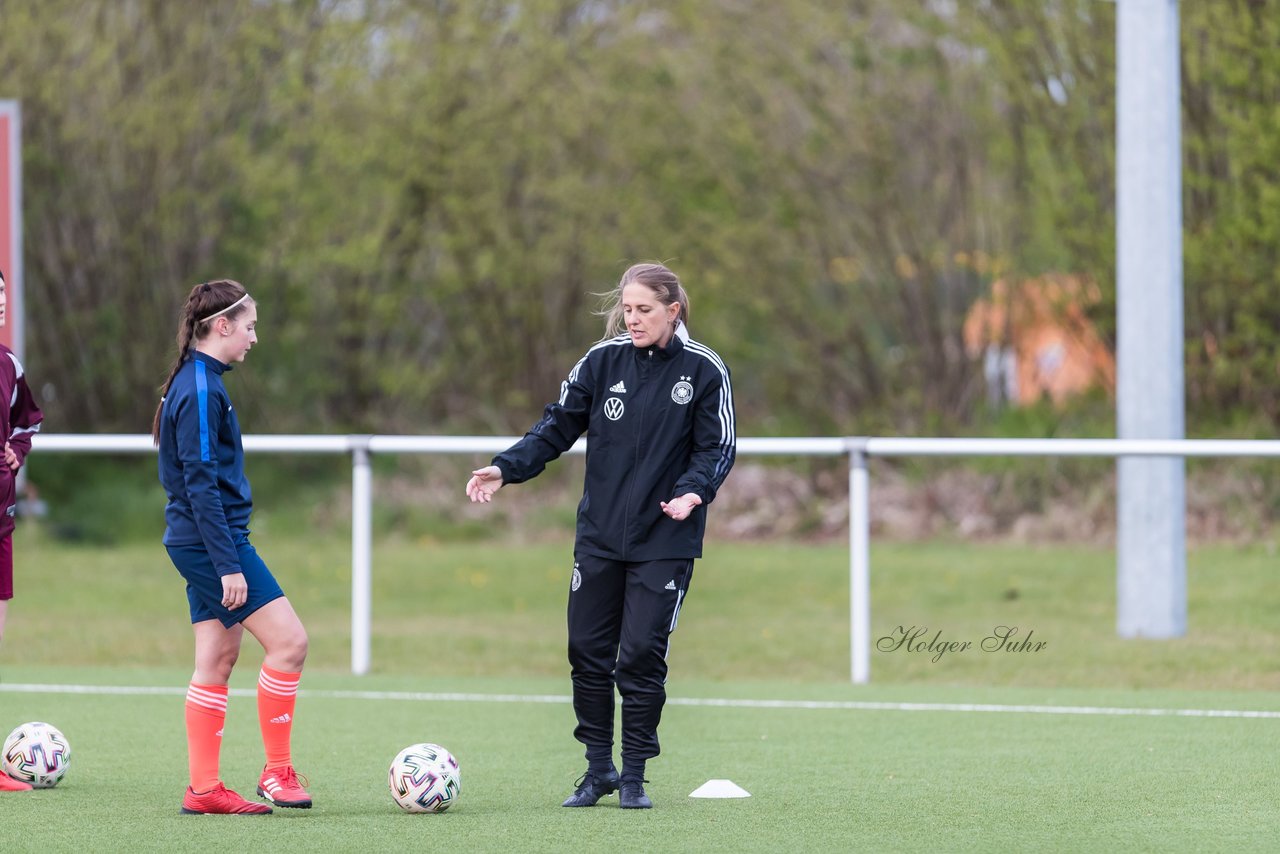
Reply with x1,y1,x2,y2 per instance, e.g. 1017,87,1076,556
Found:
466,262,736,810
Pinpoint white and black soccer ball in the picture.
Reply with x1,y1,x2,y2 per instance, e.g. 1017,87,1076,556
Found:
3,721,71,788
388,742,461,813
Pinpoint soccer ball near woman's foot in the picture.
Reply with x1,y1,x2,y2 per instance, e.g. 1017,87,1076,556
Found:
388,742,460,813
3,721,71,788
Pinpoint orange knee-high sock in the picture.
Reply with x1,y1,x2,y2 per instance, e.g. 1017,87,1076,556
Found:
257,665,301,770
185,682,228,792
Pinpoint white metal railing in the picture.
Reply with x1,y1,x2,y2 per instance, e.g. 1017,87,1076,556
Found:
31,434,1280,682
32,434,847,677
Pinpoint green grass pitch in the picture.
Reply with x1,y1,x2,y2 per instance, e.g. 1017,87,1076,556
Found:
3,534,1280,850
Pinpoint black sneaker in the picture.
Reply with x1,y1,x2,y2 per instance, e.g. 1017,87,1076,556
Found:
561,769,620,807
619,779,652,809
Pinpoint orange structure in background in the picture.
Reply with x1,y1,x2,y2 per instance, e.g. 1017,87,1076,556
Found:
962,274,1115,408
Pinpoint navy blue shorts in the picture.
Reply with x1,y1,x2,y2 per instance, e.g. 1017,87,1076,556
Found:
166,535,285,628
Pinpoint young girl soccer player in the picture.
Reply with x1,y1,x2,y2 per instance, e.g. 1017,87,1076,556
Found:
0,267,44,794
154,280,311,815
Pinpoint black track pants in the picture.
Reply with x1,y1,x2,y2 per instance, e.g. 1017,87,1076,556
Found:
566,554,694,763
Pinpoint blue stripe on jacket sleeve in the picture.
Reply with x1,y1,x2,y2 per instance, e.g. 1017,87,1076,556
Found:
194,361,211,462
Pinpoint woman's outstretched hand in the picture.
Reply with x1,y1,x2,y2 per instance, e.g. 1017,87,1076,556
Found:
466,466,505,503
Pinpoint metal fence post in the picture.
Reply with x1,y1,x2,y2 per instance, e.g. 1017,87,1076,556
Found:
1116,0,1186,638
848,438,871,684
351,437,373,675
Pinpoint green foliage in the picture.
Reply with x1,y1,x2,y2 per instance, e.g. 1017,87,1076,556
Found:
26,453,348,545
0,1,1276,436
27,456,165,544
1182,1,1280,424
960,0,1280,432
0,1,998,435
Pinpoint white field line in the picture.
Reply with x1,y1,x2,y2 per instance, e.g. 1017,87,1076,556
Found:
2,682,1279,719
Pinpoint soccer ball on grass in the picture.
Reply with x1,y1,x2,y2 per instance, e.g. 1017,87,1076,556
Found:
388,742,461,813
3,721,71,788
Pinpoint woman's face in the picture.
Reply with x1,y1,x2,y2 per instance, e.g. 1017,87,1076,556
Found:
221,302,258,362
622,283,678,349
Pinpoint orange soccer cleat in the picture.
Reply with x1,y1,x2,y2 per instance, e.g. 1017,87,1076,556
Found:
181,783,273,815
257,765,312,809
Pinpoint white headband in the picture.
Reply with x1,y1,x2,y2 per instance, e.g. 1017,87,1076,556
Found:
198,293,251,324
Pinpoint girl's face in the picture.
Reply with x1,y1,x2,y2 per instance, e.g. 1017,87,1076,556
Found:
218,302,258,362
622,283,679,349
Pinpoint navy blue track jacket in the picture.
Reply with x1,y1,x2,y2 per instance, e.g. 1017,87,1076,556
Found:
158,352,252,577
493,324,736,561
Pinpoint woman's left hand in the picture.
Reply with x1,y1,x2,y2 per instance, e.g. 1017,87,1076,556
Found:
660,492,703,521
220,572,249,610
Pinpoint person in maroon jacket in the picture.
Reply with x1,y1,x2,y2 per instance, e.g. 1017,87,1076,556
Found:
0,267,44,793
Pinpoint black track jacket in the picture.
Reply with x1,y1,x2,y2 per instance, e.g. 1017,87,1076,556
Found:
493,324,736,561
